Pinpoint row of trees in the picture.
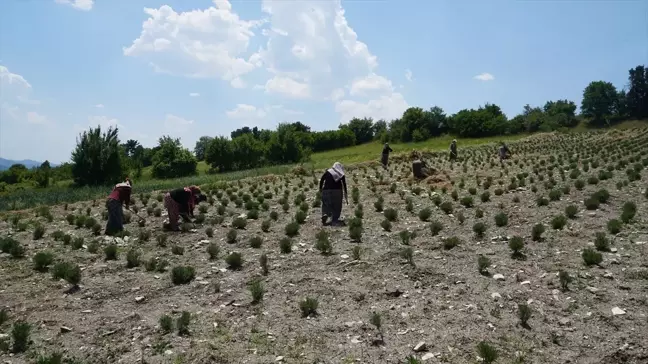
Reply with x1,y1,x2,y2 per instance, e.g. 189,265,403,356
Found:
1,65,645,188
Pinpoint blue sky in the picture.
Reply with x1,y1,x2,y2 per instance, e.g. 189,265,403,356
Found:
0,0,646,164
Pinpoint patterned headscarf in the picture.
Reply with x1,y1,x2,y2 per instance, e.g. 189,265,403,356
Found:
327,162,345,182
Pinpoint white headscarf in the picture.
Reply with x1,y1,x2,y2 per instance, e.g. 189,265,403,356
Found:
327,162,345,182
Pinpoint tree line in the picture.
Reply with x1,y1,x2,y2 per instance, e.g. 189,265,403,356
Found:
0,64,645,190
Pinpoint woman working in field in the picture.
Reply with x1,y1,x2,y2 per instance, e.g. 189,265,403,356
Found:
319,162,348,226
105,178,132,236
163,186,206,231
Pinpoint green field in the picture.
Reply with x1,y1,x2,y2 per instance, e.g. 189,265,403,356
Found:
1,120,646,212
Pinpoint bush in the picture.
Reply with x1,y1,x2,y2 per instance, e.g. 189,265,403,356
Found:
518,303,532,326
159,315,173,334
551,214,567,230
418,207,432,221
443,236,460,250
508,236,524,257
430,221,443,236
156,234,168,247
279,238,292,253
299,297,319,317
574,179,585,190
315,230,332,255
384,208,398,221
32,224,46,240
440,202,453,214
295,210,307,224
126,249,141,268
205,227,214,237
63,264,81,286
171,266,195,284
480,191,490,202
249,236,262,249
620,201,637,223
11,321,31,353
171,245,184,255
593,189,610,203
594,232,610,251
559,270,572,291
477,255,490,275
285,222,300,237
33,251,54,272
607,219,622,234
536,196,549,207
374,196,384,212
261,219,272,232
269,211,279,221
476,341,498,364
582,248,603,266
565,205,578,219
226,229,237,244
104,244,118,261
249,279,264,304
232,217,247,229
380,219,392,232
548,189,562,201
207,243,220,260
494,212,508,227
176,311,191,336
531,223,545,241
473,221,487,239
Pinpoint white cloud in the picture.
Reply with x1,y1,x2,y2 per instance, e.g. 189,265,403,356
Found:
88,115,122,130
230,77,246,89
1,66,36,104
26,111,50,125
95,103,104,108
265,76,310,99
474,72,494,81
349,73,393,96
405,69,412,82
54,0,94,11
164,114,193,133
270,104,304,115
0,66,32,91
124,1,263,85
189,93,200,97
258,0,407,121
226,104,267,120
335,93,408,124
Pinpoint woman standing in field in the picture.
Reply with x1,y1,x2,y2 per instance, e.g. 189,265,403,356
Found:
163,186,206,231
105,178,132,236
319,162,348,226
381,143,394,168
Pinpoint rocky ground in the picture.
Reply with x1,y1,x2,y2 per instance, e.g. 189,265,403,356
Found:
1,128,648,364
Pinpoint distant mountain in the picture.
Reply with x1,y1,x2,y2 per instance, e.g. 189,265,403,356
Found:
0,158,59,171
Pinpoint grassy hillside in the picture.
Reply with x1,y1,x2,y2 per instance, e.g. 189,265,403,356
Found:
1,120,646,211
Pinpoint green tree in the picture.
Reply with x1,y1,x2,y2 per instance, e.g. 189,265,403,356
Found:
151,136,197,179
626,65,648,119
193,136,213,161
266,123,312,164
544,100,578,127
71,126,124,186
0,164,28,184
232,133,265,170
34,160,51,188
205,136,234,172
340,117,374,144
581,81,618,126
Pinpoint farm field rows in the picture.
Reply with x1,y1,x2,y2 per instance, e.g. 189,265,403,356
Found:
1,128,648,363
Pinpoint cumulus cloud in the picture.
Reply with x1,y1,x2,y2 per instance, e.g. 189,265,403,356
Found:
54,0,94,11
0,65,33,103
125,0,408,123
474,72,495,81
123,1,263,85
88,115,122,130
164,114,194,133
226,104,267,120
26,111,50,125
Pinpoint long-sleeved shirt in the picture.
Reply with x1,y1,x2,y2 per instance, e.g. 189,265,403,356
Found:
319,171,348,197
169,188,195,216
382,145,393,155
108,186,131,207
